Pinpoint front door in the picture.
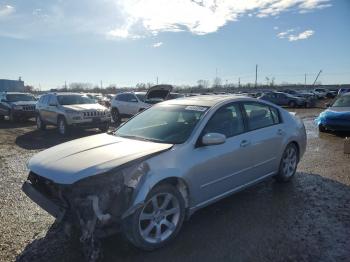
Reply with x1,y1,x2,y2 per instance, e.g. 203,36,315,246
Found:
188,103,256,206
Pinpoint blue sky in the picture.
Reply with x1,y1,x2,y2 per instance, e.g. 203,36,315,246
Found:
0,0,349,90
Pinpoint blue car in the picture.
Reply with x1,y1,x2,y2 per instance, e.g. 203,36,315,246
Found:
316,93,350,132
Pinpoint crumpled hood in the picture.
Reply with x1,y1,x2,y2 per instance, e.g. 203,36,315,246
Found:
28,133,173,184
62,103,107,111
11,101,37,106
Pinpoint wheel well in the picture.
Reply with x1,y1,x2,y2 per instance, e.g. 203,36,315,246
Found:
154,177,190,208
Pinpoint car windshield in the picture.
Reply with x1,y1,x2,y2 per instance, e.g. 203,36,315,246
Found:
115,104,208,144
332,96,350,107
6,94,36,102
57,95,96,105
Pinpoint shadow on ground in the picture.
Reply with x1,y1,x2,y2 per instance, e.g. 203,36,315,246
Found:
16,172,350,262
0,118,35,129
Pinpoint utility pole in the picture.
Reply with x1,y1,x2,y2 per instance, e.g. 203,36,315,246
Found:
255,64,258,88
313,70,322,86
64,81,67,89
156,76,158,85
100,80,103,89
238,77,241,88
304,74,307,88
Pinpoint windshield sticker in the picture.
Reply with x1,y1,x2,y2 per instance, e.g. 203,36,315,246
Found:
185,106,207,112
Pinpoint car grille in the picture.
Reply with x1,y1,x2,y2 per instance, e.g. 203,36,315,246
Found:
23,105,35,111
28,172,67,208
83,111,106,118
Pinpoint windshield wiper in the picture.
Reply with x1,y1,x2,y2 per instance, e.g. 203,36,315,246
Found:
116,134,164,143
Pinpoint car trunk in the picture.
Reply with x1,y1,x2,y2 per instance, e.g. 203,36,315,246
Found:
144,85,173,104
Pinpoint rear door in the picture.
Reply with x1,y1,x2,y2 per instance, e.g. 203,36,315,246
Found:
241,102,284,179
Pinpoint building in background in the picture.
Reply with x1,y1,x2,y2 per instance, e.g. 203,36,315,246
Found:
0,78,25,92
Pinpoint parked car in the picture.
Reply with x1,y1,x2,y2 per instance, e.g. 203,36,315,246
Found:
316,92,350,132
259,92,306,107
0,92,37,122
338,88,350,96
23,95,306,259
283,90,317,107
311,89,327,99
110,85,173,124
314,88,335,98
36,93,111,135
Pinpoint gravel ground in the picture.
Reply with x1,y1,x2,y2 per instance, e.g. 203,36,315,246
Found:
0,106,349,262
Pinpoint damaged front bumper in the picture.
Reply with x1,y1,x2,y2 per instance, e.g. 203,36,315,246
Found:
22,181,66,221
22,162,149,238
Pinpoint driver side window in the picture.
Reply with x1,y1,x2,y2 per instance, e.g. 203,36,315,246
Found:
203,103,244,138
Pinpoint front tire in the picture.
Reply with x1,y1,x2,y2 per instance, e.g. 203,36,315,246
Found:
36,115,46,130
99,122,110,132
275,143,298,183
123,184,185,251
9,110,18,122
57,116,68,135
111,108,121,125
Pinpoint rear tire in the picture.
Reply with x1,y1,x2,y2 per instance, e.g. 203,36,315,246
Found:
123,184,185,251
57,116,68,135
275,143,298,183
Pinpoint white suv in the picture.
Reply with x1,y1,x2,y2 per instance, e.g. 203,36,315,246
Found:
111,85,172,123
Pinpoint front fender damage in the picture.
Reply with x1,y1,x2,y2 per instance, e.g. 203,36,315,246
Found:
61,162,150,261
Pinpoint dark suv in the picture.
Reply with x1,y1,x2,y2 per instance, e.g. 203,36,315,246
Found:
0,92,37,121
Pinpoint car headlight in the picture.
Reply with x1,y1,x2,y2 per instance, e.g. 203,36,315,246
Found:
65,109,81,115
13,105,23,110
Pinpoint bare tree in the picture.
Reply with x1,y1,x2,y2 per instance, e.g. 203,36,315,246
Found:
212,77,222,88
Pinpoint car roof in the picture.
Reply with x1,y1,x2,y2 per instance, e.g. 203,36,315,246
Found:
159,94,256,107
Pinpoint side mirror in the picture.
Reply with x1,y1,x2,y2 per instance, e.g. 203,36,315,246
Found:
131,99,138,103
326,103,332,107
49,102,57,107
202,133,226,146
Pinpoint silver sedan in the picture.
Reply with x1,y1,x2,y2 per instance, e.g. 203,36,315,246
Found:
23,95,306,256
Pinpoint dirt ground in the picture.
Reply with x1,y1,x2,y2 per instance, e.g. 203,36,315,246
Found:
0,105,349,262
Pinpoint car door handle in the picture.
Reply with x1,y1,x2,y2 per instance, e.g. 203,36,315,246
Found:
277,129,284,135
240,140,250,147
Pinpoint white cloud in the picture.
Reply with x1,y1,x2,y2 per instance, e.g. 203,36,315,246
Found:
110,0,331,38
152,42,163,48
277,28,314,41
273,26,279,30
0,5,15,17
288,30,314,41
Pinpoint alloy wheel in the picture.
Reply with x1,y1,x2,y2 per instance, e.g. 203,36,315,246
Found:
282,146,297,177
139,193,180,244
